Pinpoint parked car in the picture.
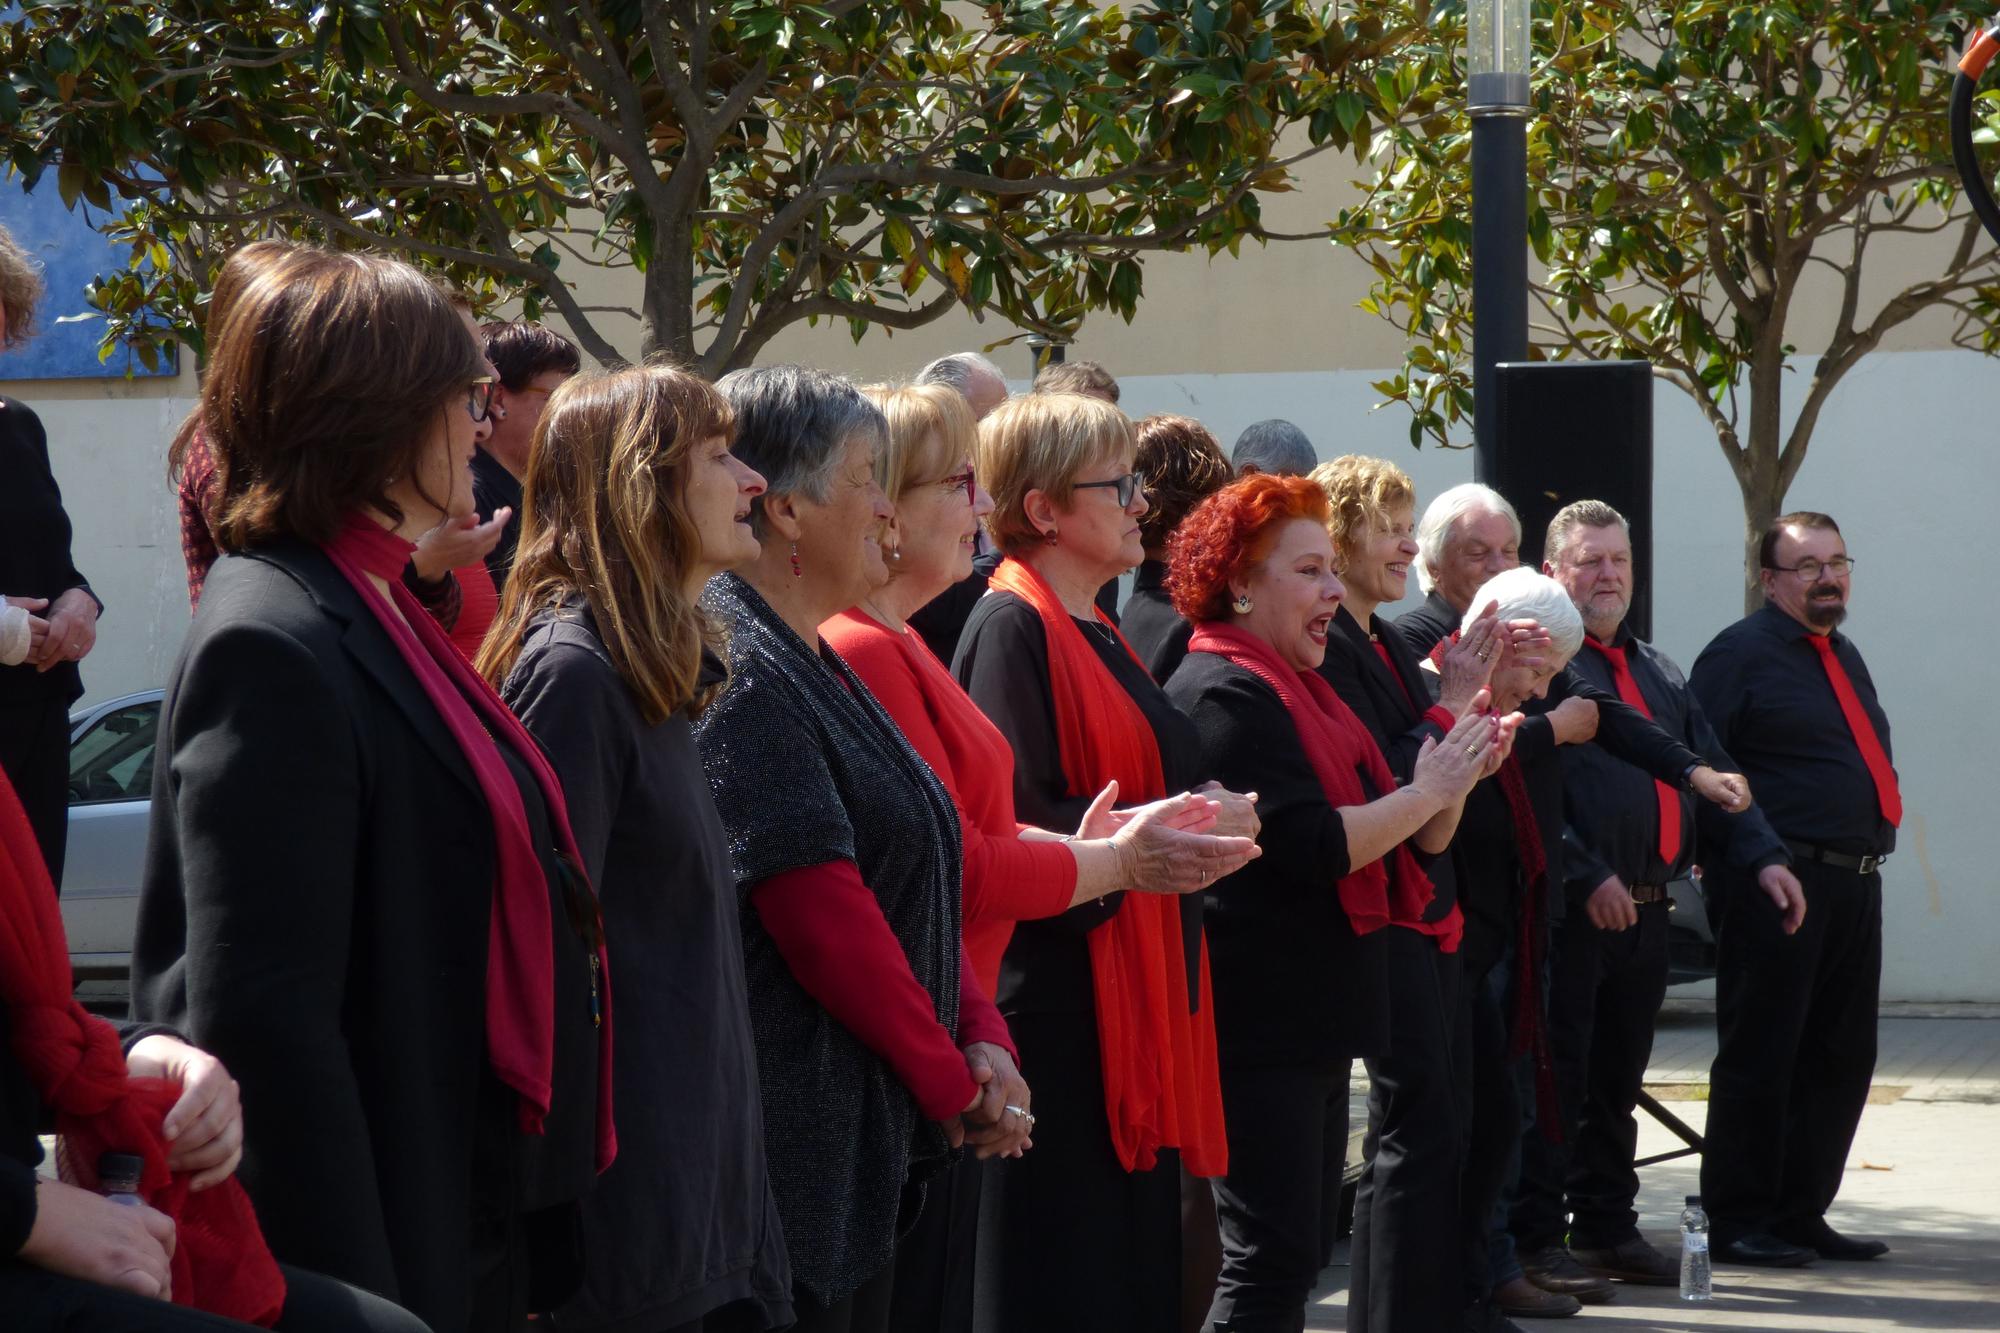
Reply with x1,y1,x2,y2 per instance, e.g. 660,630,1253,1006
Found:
62,689,162,982
1665,872,1718,986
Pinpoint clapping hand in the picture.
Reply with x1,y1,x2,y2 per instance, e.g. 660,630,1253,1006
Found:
1438,602,1503,715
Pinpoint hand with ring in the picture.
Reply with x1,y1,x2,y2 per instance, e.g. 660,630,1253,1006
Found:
1437,601,1503,716
960,1042,1035,1159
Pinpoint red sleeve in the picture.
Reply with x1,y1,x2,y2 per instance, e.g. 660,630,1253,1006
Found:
956,952,1016,1062
1424,704,1456,733
751,861,977,1121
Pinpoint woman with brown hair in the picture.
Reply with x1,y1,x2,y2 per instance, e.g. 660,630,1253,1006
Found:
482,365,793,1333
132,247,611,1333
1120,413,1232,684
952,391,1259,1333
0,221,101,887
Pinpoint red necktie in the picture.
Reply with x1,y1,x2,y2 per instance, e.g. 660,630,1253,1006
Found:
1806,634,1902,827
1583,638,1683,866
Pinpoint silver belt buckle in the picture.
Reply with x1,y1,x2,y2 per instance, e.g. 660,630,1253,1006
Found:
1858,854,1881,874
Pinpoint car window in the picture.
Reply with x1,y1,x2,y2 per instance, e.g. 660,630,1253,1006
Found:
69,700,161,805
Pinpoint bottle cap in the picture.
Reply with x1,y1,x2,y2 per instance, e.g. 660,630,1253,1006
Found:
98,1152,145,1188
1685,1194,1702,1206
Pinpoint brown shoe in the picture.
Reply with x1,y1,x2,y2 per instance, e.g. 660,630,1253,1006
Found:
1519,1244,1616,1304
1492,1276,1582,1319
1569,1235,1681,1286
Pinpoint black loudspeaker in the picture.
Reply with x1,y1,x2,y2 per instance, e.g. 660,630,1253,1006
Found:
1491,360,1654,641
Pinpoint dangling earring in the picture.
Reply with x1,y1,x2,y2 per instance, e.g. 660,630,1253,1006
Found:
790,542,803,578
1043,527,1059,547
1233,592,1254,614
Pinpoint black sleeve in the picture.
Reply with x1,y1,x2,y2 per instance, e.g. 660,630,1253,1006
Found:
136,616,397,1295
503,639,636,887
1688,635,1745,759
1176,668,1352,885
1684,692,1789,872
956,598,1120,933
1559,822,1618,903
1556,668,1701,783
0,1157,35,1258
401,562,462,633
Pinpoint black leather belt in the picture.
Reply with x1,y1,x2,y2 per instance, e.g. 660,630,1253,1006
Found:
1628,883,1668,905
1784,839,1886,876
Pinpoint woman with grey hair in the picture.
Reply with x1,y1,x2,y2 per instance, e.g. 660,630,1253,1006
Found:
0,221,100,887
694,365,1019,1333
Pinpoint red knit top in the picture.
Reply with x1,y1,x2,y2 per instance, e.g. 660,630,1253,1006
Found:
824,608,1080,996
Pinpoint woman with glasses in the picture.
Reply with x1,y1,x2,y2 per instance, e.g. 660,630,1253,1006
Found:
950,392,1261,1333
820,385,1257,1330
132,248,611,1333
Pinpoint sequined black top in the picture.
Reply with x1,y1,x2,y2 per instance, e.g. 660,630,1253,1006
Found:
695,573,964,1306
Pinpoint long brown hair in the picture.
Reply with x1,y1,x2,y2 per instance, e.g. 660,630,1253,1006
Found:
204,250,484,551
478,364,737,723
168,240,306,485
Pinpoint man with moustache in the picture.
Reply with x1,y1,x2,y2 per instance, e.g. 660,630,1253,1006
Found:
1690,511,1898,1267
1397,483,1524,657
1508,501,1805,1298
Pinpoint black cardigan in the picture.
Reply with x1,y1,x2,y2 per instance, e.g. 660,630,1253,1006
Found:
1120,560,1193,685
1165,651,1386,1067
0,396,94,706
504,610,793,1333
131,542,602,1333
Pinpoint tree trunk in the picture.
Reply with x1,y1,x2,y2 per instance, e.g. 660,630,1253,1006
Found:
1737,342,1788,614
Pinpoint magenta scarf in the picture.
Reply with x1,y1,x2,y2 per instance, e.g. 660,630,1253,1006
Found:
323,515,615,1171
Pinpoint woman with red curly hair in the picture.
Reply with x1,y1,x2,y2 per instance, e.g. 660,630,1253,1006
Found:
1162,473,1516,1333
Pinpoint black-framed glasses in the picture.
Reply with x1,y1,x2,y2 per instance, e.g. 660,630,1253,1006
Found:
1073,470,1146,508
939,466,976,506
1765,556,1855,581
466,376,498,424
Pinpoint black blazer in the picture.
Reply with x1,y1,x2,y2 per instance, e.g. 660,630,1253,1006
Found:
132,541,600,1333
0,397,93,706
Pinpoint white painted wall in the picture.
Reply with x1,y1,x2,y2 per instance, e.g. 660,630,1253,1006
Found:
14,349,1990,999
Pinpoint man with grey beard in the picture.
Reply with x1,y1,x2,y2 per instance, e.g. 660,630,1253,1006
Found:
1690,511,1899,1268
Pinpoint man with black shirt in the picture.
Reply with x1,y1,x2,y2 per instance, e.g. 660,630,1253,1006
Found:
1511,501,1803,1296
1691,511,1898,1267
1398,482,1523,656
475,321,579,587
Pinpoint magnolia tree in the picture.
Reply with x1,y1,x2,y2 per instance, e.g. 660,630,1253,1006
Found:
0,0,1406,373
1336,0,2000,607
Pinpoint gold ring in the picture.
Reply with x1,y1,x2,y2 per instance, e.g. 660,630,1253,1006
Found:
1464,742,1481,757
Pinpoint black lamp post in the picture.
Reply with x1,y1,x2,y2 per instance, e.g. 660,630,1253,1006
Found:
1468,0,1531,484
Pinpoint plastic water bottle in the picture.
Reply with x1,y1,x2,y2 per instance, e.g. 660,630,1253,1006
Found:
1679,1194,1712,1301
98,1152,146,1207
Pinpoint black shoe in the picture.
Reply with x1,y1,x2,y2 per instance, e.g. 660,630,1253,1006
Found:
1568,1235,1680,1287
1775,1216,1890,1261
1714,1232,1817,1267
1492,1276,1582,1318
1519,1244,1616,1303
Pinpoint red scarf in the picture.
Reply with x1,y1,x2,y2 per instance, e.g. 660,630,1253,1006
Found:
323,516,615,1170
0,772,286,1324
1495,753,1563,1146
1187,621,1461,951
986,558,1227,1177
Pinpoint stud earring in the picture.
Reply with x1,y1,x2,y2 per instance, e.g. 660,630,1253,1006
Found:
790,542,803,578
1233,593,1254,614
1043,528,1059,547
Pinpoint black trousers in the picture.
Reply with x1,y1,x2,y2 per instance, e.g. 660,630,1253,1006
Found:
0,1261,429,1333
1701,860,1881,1241
793,1263,897,1333
889,1151,979,1333
1205,1058,1349,1332
1457,956,1519,1311
971,1010,1180,1333
1347,929,1465,1333
1511,901,1670,1251
0,694,69,889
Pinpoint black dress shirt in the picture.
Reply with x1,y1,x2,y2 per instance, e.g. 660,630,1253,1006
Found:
1690,604,1896,857
1391,587,1460,659
1559,625,1788,906
0,398,95,705
470,447,524,588
1120,559,1193,685
954,589,1200,1016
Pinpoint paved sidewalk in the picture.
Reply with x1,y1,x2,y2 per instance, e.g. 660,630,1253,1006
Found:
1311,1011,2000,1330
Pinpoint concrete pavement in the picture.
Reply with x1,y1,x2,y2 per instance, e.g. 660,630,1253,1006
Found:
1310,1007,2000,1330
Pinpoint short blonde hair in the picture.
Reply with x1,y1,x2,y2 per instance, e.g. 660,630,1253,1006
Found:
861,382,977,506
0,223,46,350
1310,455,1417,567
979,392,1133,554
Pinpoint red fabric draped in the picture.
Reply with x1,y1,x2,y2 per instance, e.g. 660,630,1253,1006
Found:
0,771,285,1324
323,516,615,1171
985,557,1227,1178
1186,621,1460,951
1496,754,1562,1145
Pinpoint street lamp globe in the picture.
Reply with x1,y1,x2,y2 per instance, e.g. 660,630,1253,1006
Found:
1468,0,1531,114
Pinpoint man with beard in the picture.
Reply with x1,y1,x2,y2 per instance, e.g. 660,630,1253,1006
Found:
1508,501,1803,1301
1690,511,1899,1267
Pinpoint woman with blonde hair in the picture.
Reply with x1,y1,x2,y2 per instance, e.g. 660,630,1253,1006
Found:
952,391,1260,1333
482,365,793,1333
